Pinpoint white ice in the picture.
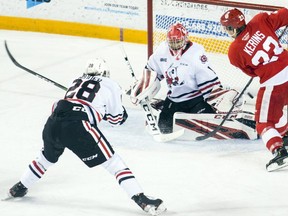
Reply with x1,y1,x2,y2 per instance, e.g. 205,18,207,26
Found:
0,30,288,216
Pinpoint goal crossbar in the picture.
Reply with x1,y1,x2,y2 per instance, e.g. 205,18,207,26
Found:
147,0,284,57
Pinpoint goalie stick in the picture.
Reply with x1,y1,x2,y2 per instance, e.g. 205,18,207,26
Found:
4,40,67,91
196,25,288,141
141,98,184,142
121,46,184,142
196,77,253,141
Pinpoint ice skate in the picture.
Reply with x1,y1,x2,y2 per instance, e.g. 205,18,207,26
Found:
266,147,288,172
2,181,28,200
132,193,167,215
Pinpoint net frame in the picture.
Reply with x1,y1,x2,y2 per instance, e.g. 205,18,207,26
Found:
147,0,287,94
147,0,285,56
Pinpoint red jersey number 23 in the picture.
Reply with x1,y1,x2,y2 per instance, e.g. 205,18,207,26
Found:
252,36,283,66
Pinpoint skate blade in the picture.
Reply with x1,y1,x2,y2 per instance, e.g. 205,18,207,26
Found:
1,193,14,201
266,158,288,172
147,203,167,216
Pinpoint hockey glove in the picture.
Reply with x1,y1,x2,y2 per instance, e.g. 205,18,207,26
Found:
119,106,128,125
151,98,165,111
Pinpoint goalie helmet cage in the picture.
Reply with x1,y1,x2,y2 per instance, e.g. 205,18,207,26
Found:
147,0,287,94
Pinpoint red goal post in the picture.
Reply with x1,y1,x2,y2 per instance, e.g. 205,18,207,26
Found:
147,0,287,94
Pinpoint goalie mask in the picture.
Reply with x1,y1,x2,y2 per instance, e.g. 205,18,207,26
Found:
167,23,189,52
220,8,246,38
85,58,110,77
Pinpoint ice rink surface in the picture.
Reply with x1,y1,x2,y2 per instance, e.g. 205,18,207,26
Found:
1,30,288,216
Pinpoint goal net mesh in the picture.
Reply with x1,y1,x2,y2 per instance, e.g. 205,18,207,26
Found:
149,0,288,96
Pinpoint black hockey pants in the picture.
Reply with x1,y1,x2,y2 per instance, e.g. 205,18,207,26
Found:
42,100,114,167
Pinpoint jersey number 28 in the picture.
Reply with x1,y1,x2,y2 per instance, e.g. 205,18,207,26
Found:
65,79,100,102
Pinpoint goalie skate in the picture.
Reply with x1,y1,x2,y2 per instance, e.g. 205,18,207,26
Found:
266,147,288,172
153,129,184,142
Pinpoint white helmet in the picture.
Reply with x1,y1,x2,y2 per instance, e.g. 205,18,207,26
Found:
85,58,110,77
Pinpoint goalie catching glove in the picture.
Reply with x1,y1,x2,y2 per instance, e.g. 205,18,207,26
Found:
206,86,244,112
130,69,161,105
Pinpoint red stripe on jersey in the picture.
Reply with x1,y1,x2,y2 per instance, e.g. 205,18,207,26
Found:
106,116,122,123
188,90,202,98
199,81,221,92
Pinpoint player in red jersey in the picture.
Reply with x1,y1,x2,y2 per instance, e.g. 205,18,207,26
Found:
220,7,288,171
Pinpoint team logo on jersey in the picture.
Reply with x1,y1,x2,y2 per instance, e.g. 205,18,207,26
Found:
200,55,208,63
160,58,167,62
165,66,184,87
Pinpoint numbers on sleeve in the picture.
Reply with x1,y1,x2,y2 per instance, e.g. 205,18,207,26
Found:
251,36,283,66
65,79,100,102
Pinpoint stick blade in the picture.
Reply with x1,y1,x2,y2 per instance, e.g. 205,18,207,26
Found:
153,129,184,142
195,133,213,141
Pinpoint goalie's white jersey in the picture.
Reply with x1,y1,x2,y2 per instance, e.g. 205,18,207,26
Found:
147,41,221,103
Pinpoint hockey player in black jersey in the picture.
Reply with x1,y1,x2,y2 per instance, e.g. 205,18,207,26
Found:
6,58,166,216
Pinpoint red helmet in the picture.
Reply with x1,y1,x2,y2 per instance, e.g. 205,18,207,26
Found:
166,23,188,51
220,8,246,29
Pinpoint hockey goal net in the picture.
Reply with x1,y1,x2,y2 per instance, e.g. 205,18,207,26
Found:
147,0,287,95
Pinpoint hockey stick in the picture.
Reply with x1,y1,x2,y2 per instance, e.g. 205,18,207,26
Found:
121,46,184,142
195,77,253,141
4,40,67,91
196,25,288,141
120,45,138,96
280,25,288,46
120,45,137,81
